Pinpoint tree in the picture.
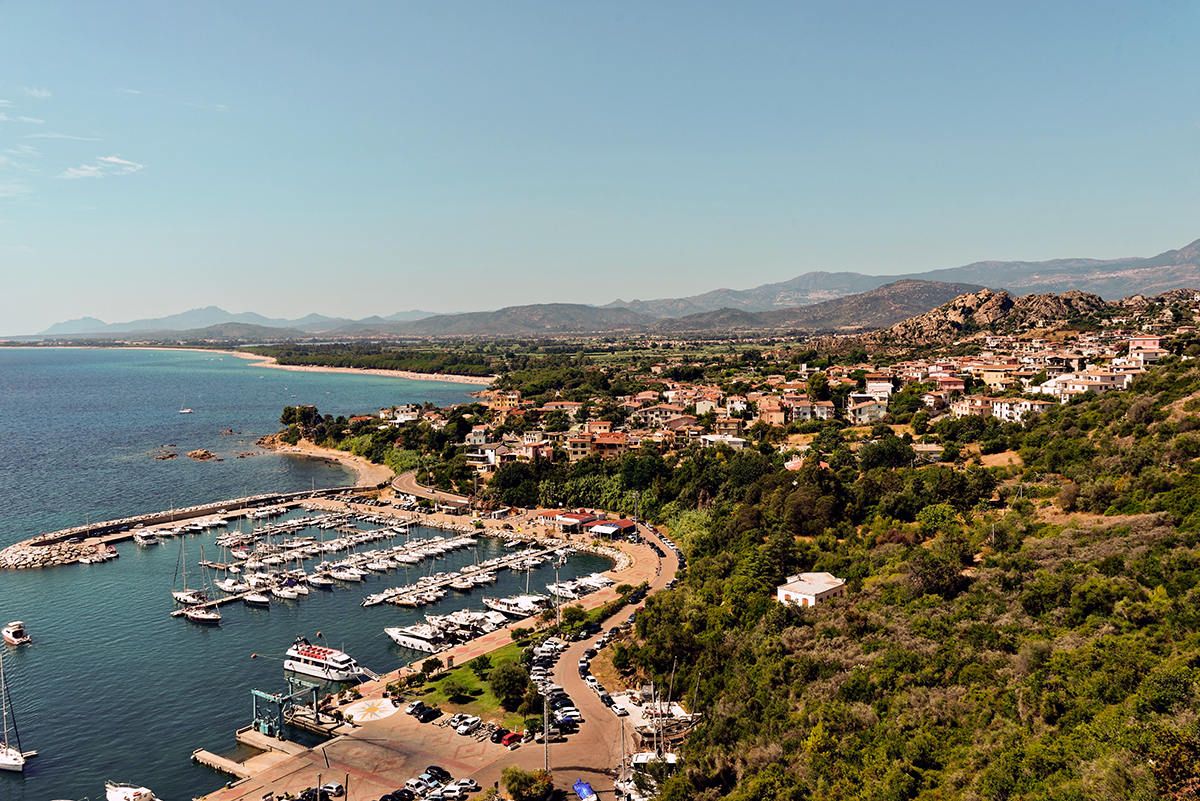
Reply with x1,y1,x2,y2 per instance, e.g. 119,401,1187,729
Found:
807,372,831,402
561,604,587,629
421,657,443,676
502,766,554,801
442,677,470,703
488,661,529,710
468,654,493,679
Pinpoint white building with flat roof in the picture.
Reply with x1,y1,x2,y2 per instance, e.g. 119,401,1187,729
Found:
776,572,846,607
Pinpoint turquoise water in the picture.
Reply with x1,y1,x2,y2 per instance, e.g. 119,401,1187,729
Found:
0,349,607,801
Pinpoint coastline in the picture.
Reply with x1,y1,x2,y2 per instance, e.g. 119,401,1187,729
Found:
178,348,496,386
5,345,495,387
256,434,395,487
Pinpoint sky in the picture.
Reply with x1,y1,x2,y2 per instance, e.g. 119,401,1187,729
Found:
1,1,1198,335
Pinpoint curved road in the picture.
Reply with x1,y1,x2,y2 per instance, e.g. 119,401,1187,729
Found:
468,523,682,797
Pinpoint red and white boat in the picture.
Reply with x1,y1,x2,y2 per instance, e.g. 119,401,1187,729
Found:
284,636,375,682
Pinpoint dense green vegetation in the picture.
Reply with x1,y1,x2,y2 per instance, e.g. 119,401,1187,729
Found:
246,344,497,376
611,356,1200,800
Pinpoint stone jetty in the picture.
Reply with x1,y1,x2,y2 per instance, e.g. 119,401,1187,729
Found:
0,486,362,569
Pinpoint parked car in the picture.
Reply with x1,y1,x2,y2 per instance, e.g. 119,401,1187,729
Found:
416,706,442,723
612,704,629,716
455,715,482,735
585,675,600,688
501,731,523,747
319,782,345,798
448,779,480,793
490,727,511,743
405,700,426,715
425,766,452,783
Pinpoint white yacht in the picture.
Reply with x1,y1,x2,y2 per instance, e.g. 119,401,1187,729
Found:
384,624,448,653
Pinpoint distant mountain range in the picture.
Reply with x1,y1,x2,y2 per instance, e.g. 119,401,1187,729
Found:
607,237,1200,317
27,236,1200,339
38,307,444,336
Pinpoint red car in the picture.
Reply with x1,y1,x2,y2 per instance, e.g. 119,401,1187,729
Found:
500,731,523,747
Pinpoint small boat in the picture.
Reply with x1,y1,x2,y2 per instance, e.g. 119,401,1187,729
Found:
133,531,160,546
243,592,271,608
307,575,335,589
182,605,221,624
2,623,30,647
106,781,160,801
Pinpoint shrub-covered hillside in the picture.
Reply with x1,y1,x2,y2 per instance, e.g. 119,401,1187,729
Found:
624,356,1200,800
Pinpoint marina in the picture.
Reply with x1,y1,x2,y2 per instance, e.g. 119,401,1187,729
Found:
0,347,487,801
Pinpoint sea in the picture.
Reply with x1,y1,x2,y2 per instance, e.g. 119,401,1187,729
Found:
0,348,611,801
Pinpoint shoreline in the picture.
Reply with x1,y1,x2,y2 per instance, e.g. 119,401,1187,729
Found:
167,347,497,386
7,345,495,387
256,435,394,487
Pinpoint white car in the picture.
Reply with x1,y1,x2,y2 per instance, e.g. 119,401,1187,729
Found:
612,704,628,716
455,715,482,735
584,675,600,687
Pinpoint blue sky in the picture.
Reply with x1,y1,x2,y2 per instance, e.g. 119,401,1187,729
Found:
2,1,1197,334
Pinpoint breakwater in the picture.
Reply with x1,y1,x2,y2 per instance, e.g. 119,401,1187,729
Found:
0,486,370,569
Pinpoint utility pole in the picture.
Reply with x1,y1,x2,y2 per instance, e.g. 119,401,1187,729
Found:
543,691,550,771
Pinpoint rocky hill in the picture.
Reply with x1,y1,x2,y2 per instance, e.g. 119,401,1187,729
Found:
865,289,1113,346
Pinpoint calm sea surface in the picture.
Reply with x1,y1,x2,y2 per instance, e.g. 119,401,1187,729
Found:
0,349,610,801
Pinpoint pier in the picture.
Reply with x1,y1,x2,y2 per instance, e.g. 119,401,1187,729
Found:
168,540,563,617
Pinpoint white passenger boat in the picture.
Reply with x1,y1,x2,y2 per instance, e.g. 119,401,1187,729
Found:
284,636,372,682
133,531,160,546
384,624,447,653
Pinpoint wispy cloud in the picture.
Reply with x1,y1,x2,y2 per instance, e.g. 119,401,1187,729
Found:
0,100,11,108
58,155,144,179
21,86,51,99
0,180,31,198
26,132,103,141
180,100,229,112
118,88,142,95
0,114,44,124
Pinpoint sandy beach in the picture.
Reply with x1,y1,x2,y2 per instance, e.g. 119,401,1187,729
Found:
196,349,496,386
258,435,395,487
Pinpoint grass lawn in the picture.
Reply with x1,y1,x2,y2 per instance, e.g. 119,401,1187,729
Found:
406,643,531,730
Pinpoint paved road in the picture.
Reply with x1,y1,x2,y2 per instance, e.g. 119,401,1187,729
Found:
392,469,458,503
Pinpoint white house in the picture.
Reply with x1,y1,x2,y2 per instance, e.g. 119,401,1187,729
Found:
776,572,846,607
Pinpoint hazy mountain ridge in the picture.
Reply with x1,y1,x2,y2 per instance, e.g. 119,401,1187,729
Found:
31,236,1200,339
37,306,445,336
608,237,1200,317
652,280,985,334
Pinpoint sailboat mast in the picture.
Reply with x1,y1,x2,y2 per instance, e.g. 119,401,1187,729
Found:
1,651,19,753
